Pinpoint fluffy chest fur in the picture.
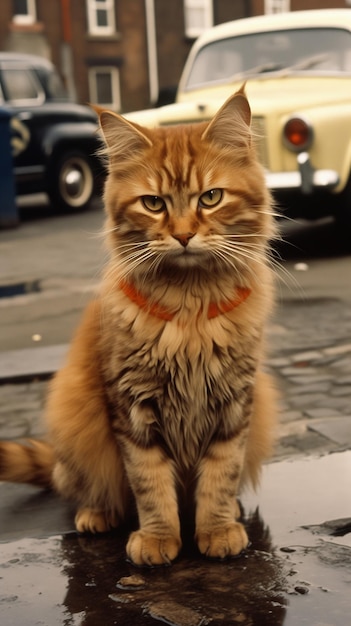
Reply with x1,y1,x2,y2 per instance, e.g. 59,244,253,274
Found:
100,277,268,469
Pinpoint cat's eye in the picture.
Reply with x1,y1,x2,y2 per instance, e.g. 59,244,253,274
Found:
199,189,222,208
142,195,166,212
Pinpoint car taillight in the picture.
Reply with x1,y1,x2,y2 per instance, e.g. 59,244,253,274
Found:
283,117,313,152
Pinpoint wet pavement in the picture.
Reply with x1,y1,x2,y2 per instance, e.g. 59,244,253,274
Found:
1,452,350,625
0,331,350,625
1,207,351,624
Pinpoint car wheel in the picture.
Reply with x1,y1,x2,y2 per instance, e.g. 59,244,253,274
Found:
48,151,95,212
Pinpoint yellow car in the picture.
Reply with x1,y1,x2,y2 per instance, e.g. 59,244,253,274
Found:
126,9,351,232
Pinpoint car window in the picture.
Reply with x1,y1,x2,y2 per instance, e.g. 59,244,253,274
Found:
185,27,351,89
0,68,45,104
45,69,69,100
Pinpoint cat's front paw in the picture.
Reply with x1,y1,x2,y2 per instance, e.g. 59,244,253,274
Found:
196,522,249,559
126,530,181,566
75,507,119,533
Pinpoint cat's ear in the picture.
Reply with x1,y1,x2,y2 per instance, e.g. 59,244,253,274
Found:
98,110,152,159
201,87,251,151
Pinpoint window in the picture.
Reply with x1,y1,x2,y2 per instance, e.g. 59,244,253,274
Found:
264,0,290,13
86,0,116,36
1,68,44,104
89,67,120,110
12,0,36,24
46,70,69,101
184,0,213,39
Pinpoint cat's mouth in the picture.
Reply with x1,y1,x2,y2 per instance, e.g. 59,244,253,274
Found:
163,245,212,271
169,244,204,259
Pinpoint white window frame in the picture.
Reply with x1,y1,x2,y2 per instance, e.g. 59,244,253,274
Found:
264,0,290,13
88,66,120,110
86,0,116,36
12,0,36,25
184,0,213,39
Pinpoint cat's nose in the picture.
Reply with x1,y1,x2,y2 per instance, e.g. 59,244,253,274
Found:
172,232,195,247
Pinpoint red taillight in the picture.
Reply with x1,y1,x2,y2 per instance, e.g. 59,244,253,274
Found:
283,117,313,152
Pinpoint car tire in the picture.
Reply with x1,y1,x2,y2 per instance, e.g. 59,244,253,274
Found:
48,151,95,212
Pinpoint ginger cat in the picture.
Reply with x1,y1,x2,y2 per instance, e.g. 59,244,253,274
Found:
0,88,277,566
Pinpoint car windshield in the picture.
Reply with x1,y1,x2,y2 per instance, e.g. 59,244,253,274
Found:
185,27,351,89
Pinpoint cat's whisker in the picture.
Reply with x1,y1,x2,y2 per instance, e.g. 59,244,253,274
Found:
221,240,267,253
111,243,154,262
221,235,259,246
218,235,266,251
114,240,151,250
269,212,298,224
268,257,304,297
112,252,148,274
117,248,163,282
260,243,304,295
227,250,267,271
209,248,243,276
117,250,153,265
145,253,165,282
214,242,268,282
212,248,258,284
224,232,269,240
108,244,151,260
253,208,287,220
86,229,106,240
95,222,137,240
216,240,267,265
118,255,156,279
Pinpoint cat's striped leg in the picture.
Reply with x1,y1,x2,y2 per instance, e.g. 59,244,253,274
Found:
195,429,249,559
122,441,181,566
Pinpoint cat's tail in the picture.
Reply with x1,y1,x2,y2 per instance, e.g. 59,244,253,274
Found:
0,439,55,489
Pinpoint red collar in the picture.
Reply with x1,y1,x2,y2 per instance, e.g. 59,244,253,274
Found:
119,279,251,321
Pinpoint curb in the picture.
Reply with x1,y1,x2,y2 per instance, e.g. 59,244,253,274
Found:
0,345,68,383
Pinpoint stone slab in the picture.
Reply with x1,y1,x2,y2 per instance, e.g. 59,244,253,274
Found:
0,345,67,382
308,416,351,446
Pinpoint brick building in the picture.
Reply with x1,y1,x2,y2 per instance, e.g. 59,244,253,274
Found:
0,1,350,112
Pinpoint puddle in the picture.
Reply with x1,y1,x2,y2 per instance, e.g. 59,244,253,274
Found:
0,452,350,625
0,531,288,626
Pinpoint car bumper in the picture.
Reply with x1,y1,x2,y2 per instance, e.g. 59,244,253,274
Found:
265,152,339,194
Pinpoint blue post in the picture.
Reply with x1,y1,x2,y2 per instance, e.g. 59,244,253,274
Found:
0,108,18,227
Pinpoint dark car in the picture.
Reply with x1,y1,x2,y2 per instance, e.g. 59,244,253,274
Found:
0,52,104,212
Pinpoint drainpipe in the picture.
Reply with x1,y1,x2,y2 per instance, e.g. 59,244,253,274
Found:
60,0,77,101
145,0,159,105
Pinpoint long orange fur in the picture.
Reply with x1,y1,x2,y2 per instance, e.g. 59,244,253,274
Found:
0,88,277,565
